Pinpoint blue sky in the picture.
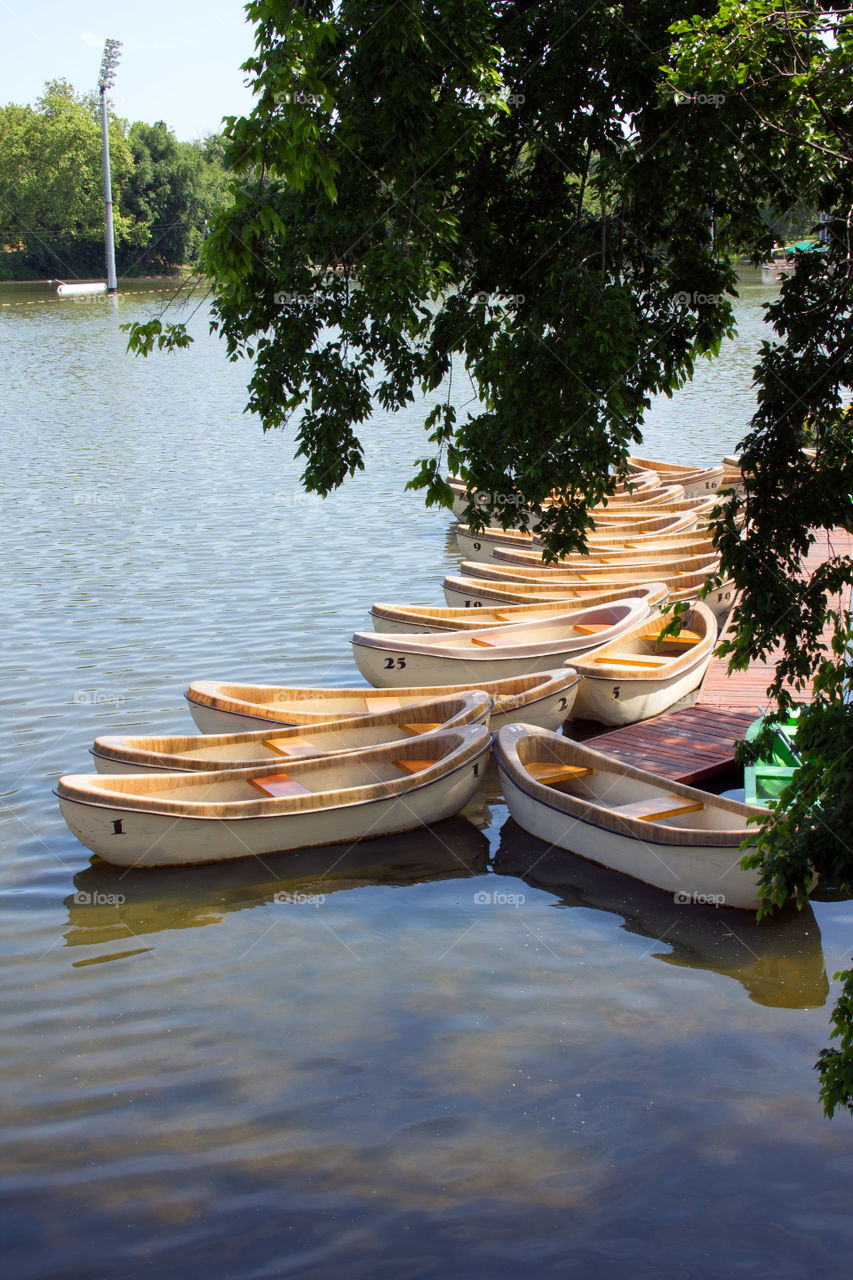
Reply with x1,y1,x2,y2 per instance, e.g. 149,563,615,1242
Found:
2,0,258,139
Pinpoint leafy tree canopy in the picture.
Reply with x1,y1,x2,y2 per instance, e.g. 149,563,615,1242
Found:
0,82,230,278
0,80,139,275
132,0,805,549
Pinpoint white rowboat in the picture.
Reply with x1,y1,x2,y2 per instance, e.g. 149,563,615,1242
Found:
455,512,700,562
443,569,734,622
491,532,714,566
351,599,651,688
627,457,724,498
186,670,582,735
370,583,669,633
57,726,493,867
447,469,664,520
461,552,719,583
92,691,492,775
495,725,764,909
569,602,718,725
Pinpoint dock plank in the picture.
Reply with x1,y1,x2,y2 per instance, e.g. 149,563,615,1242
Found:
583,527,852,785
589,706,754,785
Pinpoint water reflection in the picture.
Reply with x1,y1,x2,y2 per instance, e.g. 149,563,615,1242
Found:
493,818,829,1009
64,817,490,950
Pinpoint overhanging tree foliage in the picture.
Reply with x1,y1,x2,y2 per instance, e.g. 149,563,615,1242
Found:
131,0,797,550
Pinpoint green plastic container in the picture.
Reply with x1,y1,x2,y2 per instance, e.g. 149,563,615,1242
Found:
743,711,801,807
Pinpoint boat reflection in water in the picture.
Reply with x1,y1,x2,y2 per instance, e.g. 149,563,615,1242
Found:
63,818,490,954
493,819,829,1010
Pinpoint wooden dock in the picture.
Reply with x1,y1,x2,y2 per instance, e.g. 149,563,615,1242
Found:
588,528,853,785
589,705,756,785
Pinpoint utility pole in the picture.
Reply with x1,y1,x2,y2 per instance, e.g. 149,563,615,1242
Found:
98,38,122,294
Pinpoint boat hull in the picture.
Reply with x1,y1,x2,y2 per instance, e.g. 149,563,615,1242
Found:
498,768,760,909
59,738,493,868
495,725,762,909
570,658,709,726
187,672,580,735
352,642,581,688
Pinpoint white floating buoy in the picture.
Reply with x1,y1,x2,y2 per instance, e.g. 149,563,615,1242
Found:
56,281,108,298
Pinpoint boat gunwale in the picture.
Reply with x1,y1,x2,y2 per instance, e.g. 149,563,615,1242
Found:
570,602,717,683
495,726,763,848
351,599,651,660
460,552,720,583
185,669,582,725
58,728,494,821
91,691,493,772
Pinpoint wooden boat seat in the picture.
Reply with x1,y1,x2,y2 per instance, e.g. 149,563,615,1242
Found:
262,735,320,757
526,761,593,786
398,722,443,736
647,627,702,647
249,773,312,798
612,794,704,822
470,636,496,647
365,696,401,712
572,623,611,635
393,759,435,774
591,655,670,668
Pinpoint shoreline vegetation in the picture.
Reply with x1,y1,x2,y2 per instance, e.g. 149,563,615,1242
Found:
0,81,229,282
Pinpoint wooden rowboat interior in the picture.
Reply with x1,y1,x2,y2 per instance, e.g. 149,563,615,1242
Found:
61,729,491,817
505,731,759,841
572,606,716,678
94,692,492,768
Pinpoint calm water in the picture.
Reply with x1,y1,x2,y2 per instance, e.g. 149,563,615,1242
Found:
1,274,852,1279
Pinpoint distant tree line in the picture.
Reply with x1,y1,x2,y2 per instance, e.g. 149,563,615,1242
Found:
0,80,230,280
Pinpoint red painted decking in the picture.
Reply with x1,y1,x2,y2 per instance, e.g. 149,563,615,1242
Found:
589,705,756,786
697,527,853,712
588,527,853,784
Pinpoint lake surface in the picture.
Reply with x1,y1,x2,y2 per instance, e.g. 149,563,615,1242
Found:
2,273,852,1279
